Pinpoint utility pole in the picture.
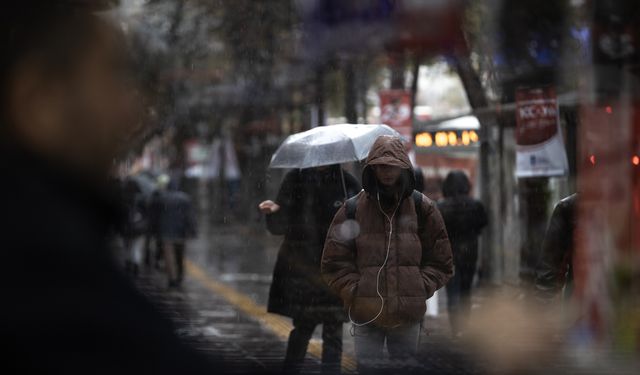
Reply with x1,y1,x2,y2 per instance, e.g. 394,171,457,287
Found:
344,61,358,123
452,52,501,284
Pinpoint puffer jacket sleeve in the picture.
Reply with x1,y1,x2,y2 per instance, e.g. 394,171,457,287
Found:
321,205,360,306
418,198,454,298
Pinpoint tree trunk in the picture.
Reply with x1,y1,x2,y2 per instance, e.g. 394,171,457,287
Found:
518,178,550,284
315,66,325,127
344,61,358,123
451,52,501,285
390,53,406,89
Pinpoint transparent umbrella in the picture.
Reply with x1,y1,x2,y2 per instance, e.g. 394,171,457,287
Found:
269,124,401,199
269,124,400,169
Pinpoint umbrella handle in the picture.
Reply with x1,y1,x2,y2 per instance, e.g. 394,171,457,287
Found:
341,169,348,200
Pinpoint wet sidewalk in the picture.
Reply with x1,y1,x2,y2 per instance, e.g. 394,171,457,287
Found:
132,221,482,374
135,259,480,374
136,262,329,373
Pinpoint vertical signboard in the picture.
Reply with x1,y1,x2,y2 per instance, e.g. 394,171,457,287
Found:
379,90,413,146
515,87,569,177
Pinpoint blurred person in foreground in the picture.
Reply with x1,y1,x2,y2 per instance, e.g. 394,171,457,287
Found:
321,136,453,374
534,194,578,301
0,3,212,374
151,174,197,289
259,165,360,375
438,171,488,336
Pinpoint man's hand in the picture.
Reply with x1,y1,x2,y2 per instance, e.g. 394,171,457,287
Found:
258,200,280,214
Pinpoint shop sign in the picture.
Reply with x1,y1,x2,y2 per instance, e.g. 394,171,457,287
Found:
379,89,413,145
515,86,568,177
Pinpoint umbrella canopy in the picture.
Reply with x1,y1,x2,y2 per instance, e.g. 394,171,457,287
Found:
269,124,401,169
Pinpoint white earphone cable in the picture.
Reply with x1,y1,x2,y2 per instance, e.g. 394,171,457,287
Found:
348,192,401,328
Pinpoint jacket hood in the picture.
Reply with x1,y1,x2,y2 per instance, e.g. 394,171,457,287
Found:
362,135,415,197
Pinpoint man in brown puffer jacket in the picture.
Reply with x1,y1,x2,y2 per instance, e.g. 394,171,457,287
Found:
321,136,453,373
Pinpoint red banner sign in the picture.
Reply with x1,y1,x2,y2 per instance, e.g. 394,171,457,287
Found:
379,90,413,145
515,87,568,177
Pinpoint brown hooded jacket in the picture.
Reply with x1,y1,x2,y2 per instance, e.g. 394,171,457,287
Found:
321,135,453,327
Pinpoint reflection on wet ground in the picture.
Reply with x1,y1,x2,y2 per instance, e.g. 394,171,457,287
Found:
133,219,482,374
143,219,639,374
190,222,278,306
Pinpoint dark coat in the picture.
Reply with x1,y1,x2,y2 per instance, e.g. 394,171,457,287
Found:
150,189,197,242
0,147,213,375
120,178,149,238
321,136,453,327
534,194,577,300
266,166,360,321
437,171,488,271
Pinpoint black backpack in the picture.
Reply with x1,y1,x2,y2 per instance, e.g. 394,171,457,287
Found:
345,190,426,233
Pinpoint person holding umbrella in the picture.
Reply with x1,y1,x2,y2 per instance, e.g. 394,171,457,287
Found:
259,164,360,375
262,124,398,374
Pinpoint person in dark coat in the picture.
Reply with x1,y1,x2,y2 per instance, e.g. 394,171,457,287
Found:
147,187,165,268
259,165,360,374
438,171,488,336
534,194,577,301
0,2,214,374
154,175,197,288
120,178,149,277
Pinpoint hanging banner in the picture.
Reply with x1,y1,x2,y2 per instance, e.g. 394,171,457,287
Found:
515,86,569,177
379,89,413,146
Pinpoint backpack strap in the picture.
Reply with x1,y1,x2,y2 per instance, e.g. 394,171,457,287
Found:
412,190,426,234
345,194,359,220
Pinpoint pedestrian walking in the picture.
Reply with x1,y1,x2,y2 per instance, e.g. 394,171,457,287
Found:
259,165,360,375
120,178,150,277
437,171,488,336
148,187,165,268
321,136,453,374
154,174,197,288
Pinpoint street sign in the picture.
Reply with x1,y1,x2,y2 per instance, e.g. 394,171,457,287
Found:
379,90,413,146
415,130,480,150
